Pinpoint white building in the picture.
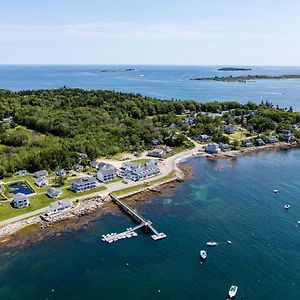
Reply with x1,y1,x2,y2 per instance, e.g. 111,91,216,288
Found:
12,193,30,208
205,144,221,154
70,177,98,192
45,199,72,216
47,187,62,198
97,164,117,182
35,177,49,187
122,160,160,181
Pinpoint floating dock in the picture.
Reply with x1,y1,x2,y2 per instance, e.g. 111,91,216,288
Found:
101,194,167,243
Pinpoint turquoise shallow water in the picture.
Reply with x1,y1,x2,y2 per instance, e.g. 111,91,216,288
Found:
1,149,300,299
1,65,300,109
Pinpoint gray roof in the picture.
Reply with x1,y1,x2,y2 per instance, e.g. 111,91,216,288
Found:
47,187,61,197
46,199,72,213
72,176,97,186
34,170,48,177
35,177,48,184
98,168,116,176
13,193,28,201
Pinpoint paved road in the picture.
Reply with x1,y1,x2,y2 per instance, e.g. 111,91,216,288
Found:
0,140,203,228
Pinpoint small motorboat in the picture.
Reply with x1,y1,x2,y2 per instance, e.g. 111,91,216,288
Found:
284,204,290,210
273,189,279,193
206,241,218,247
228,285,238,298
298,221,300,224
227,240,232,245
200,250,207,260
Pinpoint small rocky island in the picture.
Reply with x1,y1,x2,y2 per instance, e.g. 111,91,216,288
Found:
96,68,137,73
217,67,252,71
190,74,300,82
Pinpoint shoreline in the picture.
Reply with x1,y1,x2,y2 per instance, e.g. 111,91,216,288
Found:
0,141,298,249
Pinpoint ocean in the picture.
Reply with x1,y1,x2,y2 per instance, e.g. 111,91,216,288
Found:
1,150,300,299
1,65,300,110
0,65,300,299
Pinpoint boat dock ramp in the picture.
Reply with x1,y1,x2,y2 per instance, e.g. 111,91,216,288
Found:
101,194,167,244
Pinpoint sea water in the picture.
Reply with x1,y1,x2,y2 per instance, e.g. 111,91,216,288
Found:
1,149,300,299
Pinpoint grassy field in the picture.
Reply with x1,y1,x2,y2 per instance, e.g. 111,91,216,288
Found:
130,158,150,164
0,185,107,222
227,130,249,141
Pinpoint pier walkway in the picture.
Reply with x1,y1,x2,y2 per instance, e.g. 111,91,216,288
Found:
101,194,167,244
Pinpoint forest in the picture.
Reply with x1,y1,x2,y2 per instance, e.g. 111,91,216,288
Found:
0,88,299,178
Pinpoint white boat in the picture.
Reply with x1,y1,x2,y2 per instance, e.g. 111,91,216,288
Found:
228,285,238,298
206,241,218,247
284,204,290,210
273,189,279,193
227,240,232,244
200,250,207,260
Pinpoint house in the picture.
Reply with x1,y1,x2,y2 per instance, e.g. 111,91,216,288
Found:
265,136,279,144
224,125,236,134
34,170,48,178
292,124,300,131
16,170,27,176
70,176,98,192
147,148,166,158
198,134,212,142
89,161,99,169
281,129,293,142
1,116,14,123
122,160,160,181
97,164,117,182
245,112,258,119
256,138,266,146
169,123,179,130
151,139,160,146
55,168,66,177
219,143,231,152
74,164,84,171
47,187,62,198
205,144,221,154
242,139,253,147
12,193,30,208
45,199,72,216
183,117,194,126
35,177,49,187
183,109,191,114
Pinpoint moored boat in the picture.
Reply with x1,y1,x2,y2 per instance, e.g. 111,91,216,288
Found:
228,285,238,298
273,189,279,193
206,241,218,247
200,250,207,260
227,240,232,244
284,204,290,210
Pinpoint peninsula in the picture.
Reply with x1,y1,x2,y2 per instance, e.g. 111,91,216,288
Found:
217,67,252,71
0,88,300,240
190,74,300,82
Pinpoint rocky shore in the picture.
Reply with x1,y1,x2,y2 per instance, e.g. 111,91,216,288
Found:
0,142,297,249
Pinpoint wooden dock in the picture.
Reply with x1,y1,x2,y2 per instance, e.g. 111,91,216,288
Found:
101,194,167,243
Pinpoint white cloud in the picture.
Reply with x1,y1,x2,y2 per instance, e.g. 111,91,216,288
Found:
0,20,299,64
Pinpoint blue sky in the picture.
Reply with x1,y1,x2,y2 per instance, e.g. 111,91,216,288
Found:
0,0,300,65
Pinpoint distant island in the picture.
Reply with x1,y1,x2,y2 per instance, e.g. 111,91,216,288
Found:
217,67,252,71
96,68,137,73
190,74,300,82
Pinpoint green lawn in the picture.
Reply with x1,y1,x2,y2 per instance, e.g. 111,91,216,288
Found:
59,186,107,200
0,185,107,222
0,195,54,221
130,159,150,164
113,183,148,197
